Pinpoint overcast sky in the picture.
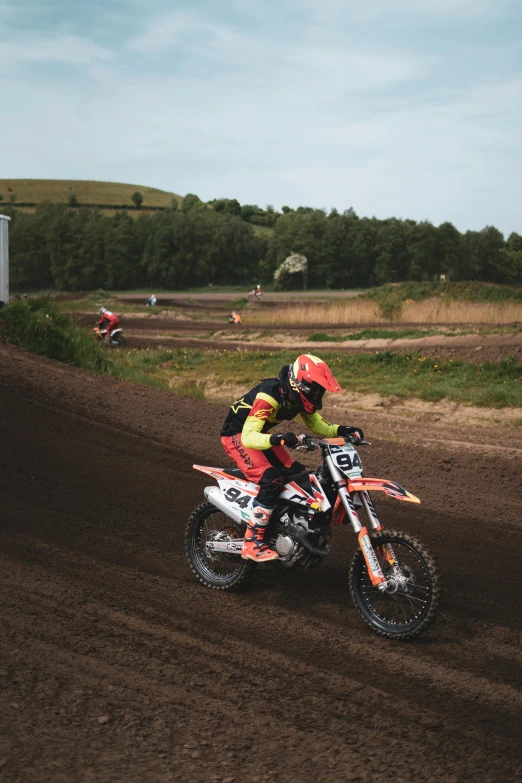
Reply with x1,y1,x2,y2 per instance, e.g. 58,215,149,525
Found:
1,0,521,234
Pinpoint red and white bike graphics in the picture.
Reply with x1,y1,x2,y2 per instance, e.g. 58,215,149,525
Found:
186,436,441,640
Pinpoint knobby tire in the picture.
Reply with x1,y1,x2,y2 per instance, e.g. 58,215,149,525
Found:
349,530,442,640
185,501,256,590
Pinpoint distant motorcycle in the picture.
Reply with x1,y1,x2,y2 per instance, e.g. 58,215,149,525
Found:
93,325,127,348
248,290,264,302
185,434,441,640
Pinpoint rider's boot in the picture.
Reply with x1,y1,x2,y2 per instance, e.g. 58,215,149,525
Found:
241,504,279,562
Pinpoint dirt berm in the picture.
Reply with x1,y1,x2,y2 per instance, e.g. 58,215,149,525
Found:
0,344,521,783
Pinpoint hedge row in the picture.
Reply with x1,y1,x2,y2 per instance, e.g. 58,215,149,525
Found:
0,202,167,211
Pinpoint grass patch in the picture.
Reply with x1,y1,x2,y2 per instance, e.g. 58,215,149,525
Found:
112,348,522,409
308,332,346,342
0,300,170,393
309,328,444,341
173,379,207,400
0,299,111,371
364,281,522,306
346,328,438,340
0,178,182,208
308,327,520,340
364,282,522,321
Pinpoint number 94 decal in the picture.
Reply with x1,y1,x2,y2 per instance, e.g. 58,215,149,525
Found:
330,446,362,474
224,487,252,509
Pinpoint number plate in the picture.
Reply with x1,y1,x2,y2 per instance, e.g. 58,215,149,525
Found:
329,443,363,477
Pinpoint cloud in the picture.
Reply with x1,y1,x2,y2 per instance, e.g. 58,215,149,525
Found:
288,0,505,22
127,9,199,53
0,0,521,234
286,45,433,88
1,34,112,69
127,7,434,92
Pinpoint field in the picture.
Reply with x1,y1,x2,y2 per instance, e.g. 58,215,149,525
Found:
1,342,521,782
97,347,521,410
0,285,503,418
0,179,182,209
48,285,520,412
1,286,522,781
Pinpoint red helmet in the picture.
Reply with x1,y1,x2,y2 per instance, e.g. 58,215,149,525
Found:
288,354,342,413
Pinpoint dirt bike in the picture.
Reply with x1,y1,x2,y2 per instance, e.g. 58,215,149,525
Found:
185,435,441,640
92,325,127,348
247,290,264,302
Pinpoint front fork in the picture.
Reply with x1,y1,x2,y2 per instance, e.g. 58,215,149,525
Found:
326,456,395,589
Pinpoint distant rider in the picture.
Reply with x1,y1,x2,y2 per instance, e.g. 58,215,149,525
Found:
97,307,120,343
146,294,157,307
220,354,364,562
228,311,242,325
248,284,263,301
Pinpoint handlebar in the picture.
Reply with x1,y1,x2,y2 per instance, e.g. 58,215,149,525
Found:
296,434,371,451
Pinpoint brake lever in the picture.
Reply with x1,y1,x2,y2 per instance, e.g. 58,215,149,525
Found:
296,435,318,451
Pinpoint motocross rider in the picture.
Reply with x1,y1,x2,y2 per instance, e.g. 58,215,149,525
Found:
221,354,364,562
97,307,120,343
228,311,242,325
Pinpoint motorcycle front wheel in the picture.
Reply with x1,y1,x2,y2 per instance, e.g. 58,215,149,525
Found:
185,502,257,590
349,530,442,640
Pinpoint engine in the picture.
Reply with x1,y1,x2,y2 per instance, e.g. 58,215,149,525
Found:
273,510,331,568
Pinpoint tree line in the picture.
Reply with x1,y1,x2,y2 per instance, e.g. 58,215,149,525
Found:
3,198,521,291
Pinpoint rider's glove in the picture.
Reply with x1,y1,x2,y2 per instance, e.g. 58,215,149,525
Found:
270,432,300,448
338,425,365,441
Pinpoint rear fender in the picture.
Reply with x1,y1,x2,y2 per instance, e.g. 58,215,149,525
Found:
194,465,253,485
194,465,258,523
348,478,420,504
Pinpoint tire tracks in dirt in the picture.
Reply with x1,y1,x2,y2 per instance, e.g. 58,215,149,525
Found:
0,344,521,782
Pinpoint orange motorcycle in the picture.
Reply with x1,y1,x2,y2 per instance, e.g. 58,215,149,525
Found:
93,325,126,348
186,434,441,640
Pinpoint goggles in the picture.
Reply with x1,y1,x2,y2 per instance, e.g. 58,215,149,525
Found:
289,366,325,409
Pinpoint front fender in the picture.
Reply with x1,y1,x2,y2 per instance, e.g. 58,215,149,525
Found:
348,478,420,504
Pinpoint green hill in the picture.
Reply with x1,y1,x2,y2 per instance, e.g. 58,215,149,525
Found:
0,179,183,209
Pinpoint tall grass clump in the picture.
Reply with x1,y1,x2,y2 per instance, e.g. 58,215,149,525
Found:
250,282,522,327
252,299,522,326
375,281,522,305
0,298,111,372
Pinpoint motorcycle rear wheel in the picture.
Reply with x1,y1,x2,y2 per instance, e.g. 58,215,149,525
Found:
349,530,442,640
185,501,256,590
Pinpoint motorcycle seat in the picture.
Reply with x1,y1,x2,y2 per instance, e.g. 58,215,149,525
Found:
223,467,247,480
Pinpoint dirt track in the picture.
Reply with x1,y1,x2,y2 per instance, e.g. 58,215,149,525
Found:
118,292,364,303
71,313,522,363
1,344,521,783
126,331,522,364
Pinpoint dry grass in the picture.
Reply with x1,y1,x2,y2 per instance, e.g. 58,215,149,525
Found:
0,179,182,207
250,298,522,326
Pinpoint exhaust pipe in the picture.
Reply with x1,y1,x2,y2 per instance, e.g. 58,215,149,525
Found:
204,486,244,526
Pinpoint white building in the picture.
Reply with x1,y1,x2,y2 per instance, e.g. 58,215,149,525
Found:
0,215,9,305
